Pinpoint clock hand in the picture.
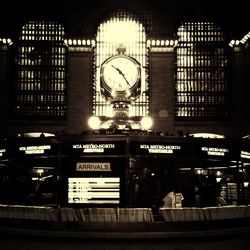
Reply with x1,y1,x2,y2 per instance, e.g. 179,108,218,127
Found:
111,65,130,86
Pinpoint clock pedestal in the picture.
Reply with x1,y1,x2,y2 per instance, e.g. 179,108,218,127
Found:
110,98,131,129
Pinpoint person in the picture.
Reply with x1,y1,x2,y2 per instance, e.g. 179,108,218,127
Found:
199,175,221,207
161,191,175,208
137,167,156,208
161,191,184,208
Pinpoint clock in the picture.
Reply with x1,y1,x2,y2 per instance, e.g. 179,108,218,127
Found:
100,55,141,93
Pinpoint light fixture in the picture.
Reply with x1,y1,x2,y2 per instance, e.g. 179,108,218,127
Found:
216,177,222,183
189,133,225,138
88,116,101,130
140,116,153,130
22,132,55,138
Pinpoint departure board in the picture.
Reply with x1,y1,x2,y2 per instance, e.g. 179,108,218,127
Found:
68,177,120,204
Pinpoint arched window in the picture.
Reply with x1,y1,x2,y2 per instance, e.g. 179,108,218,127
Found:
93,10,149,120
175,21,231,120
11,21,67,119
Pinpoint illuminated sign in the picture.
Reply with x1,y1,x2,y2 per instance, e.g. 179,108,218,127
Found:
130,141,183,155
201,147,229,156
76,162,111,171
140,144,181,154
241,151,250,159
62,141,126,155
72,143,115,153
19,145,51,154
68,177,120,204
0,149,6,157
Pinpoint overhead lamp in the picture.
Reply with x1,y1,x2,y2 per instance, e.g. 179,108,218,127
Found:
140,116,153,130
88,116,101,130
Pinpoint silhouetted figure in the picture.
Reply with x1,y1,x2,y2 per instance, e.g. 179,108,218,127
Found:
199,175,220,207
137,168,156,208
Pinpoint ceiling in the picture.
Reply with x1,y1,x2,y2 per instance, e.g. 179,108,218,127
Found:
0,0,249,39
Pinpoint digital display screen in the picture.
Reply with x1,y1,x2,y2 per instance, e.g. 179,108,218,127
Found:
68,177,120,204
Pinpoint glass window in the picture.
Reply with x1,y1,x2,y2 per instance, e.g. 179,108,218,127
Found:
11,21,67,119
175,22,231,120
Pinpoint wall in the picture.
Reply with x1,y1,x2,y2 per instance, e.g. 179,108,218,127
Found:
1,40,249,138
150,48,175,134
67,48,93,134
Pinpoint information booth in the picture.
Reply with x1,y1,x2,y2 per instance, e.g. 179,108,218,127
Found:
0,133,249,210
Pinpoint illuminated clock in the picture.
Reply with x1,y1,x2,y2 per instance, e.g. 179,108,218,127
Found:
100,55,141,94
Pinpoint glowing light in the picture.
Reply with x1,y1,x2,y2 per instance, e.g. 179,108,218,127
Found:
189,133,225,138
216,171,222,176
23,132,55,137
105,106,114,117
244,182,249,188
35,169,44,174
216,178,222,183
103,20,139,43
88,116,101,130
141,116,153,130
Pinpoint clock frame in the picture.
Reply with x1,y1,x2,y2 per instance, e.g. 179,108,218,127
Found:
100,54,141,97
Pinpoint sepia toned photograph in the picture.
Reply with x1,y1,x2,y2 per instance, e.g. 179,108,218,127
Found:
0,1,249,249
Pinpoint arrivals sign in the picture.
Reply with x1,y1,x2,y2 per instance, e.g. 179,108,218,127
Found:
76,162,111,172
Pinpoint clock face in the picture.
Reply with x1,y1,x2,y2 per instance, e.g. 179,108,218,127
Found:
101,55,140,92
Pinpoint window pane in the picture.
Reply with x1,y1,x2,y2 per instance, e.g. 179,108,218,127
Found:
175,22,231,120
11,21,67,119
